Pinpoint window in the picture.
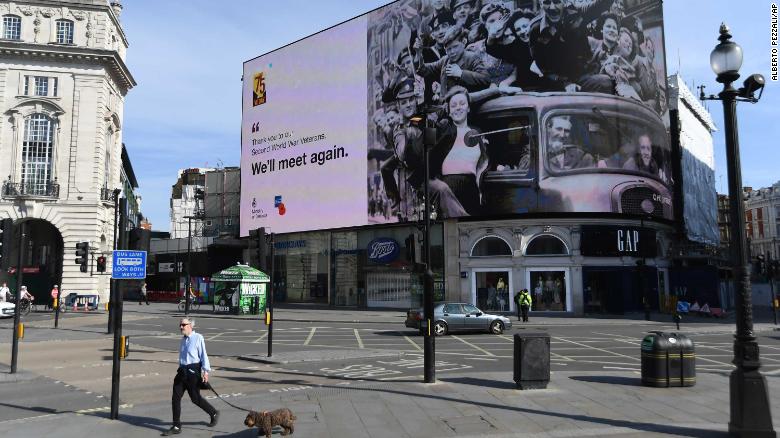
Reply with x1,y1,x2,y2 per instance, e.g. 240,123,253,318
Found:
23,76,57,97
470,236,512,257
205,220,213,227
525,235,568,256
462,304,480,314
56,20,74,44
104,130,113,188
481,114,534,175
443,304,463,314
21,114,55,196
34,76,48,96
2,15,21,40
544,112,671,184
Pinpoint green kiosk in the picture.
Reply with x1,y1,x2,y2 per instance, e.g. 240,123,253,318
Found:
211,263,269,315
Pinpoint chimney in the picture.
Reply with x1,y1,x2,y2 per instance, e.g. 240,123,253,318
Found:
110,1,123,19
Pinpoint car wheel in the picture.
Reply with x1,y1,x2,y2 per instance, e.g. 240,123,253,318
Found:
433,321,448,336
490,320,504,335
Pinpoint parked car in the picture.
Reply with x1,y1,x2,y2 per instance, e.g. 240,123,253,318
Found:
406,302,512,336
0,301,15,318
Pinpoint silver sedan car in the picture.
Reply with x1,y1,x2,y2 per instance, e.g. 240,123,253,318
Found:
406,302,512,336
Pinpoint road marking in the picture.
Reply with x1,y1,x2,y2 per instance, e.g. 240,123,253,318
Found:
403,336,423,352
452,335,496,357
252,332,269,343
554,337,639,361
207,332,223,341
354,329,364,349
464,357,498,361
304,327,317,346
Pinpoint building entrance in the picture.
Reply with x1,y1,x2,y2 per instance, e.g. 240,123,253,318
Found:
473,270,511,312
1,219,63,307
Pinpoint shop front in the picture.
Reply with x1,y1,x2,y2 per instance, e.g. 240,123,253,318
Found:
458,220,673,316
270,224,443,308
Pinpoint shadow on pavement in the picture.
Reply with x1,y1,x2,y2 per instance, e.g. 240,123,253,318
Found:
568,375,643,386
0,401,59,415
241,367,727,437
440,376,517,390
310,383,727,438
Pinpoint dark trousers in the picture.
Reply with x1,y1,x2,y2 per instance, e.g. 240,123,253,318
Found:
520,305,530,322
380,156,401,206
139,293,149,305
172,366,216,427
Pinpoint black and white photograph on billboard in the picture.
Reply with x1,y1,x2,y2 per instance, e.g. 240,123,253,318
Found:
366,0,672,224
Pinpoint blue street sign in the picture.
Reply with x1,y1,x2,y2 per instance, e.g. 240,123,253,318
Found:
112,250,147,280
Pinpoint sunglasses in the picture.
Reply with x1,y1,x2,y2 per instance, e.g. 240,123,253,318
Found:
179,323,190,327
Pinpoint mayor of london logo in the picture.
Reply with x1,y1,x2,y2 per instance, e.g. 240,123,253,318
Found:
253,72,267,106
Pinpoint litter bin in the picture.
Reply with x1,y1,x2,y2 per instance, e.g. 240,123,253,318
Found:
513,332,550,390
641,331,695,387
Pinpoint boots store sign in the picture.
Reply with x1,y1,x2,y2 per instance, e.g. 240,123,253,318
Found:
580,226,657,258
367,238,399,264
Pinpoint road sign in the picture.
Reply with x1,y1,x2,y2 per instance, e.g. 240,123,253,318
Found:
112,250,147,280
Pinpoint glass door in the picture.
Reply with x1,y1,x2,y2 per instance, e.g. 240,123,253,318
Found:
527,269,570,312
473,270,512,312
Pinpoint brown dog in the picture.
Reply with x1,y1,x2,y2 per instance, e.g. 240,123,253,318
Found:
244,408,296,437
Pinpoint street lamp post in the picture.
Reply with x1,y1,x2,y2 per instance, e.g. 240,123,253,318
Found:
422,124,435,384
701,23,774,437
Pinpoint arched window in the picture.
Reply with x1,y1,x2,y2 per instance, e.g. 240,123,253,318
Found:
21,114,55,195
471,236,512,257
2,15,21,40
525,235,568,256
56,19,74,44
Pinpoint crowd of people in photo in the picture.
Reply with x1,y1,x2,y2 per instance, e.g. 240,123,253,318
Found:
367,0,667,220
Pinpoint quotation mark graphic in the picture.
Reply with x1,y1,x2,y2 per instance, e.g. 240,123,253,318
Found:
251,122,260,133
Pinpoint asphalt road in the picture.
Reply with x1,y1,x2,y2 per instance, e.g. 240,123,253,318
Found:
106,313,780,380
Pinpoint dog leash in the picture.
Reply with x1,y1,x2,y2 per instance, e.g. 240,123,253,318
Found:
203,382,252,412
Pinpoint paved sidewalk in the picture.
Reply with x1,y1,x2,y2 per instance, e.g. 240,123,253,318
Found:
1,368,778,437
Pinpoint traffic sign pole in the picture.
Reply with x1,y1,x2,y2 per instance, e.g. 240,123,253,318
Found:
10,222,25,374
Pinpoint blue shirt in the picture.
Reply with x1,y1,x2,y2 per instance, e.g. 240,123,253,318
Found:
179,331,211,372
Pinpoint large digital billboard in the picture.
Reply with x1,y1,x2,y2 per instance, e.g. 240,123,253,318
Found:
242,0,671,236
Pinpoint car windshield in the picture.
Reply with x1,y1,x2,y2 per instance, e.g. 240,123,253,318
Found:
544,111,670,184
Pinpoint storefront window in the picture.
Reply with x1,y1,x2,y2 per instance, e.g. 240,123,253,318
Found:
475,271,510,312
273,232,329,303
525,235,568,255
529,270,567,311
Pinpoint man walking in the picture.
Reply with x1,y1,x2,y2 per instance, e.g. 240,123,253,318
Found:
139,282,149,305
514,288,532,322
163,318,219,435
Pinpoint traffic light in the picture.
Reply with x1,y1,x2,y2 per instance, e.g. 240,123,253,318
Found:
252,227,267,271
75,242,89,273
0,219,12,269
96,256,107,273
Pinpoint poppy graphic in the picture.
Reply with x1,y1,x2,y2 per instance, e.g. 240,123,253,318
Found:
278,203,286,215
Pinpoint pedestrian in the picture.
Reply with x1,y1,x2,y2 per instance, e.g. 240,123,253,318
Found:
0,282,9,303
50,285,59,310
163,317,219,436
514,288,532,322
139,282,149,305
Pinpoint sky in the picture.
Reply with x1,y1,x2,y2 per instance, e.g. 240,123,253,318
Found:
120,0,780,230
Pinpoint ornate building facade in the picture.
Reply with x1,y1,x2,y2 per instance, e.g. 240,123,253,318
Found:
0,0,135,301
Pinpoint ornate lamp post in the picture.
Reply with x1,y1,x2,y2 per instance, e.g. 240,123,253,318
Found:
701,23,774,437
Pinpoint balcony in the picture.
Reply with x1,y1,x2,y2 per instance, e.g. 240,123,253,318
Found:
101,187,118,202
2,180,60,199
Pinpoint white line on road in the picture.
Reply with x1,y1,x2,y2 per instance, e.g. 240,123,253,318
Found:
354,329,364,349
452,335,496,357
303,327,317,346
554,337,639,361
252,332,268,343
403,335,423,352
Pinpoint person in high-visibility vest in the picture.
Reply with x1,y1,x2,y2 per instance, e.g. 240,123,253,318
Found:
514,288,532,322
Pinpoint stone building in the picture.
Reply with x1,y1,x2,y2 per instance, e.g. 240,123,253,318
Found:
0,0,135,301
